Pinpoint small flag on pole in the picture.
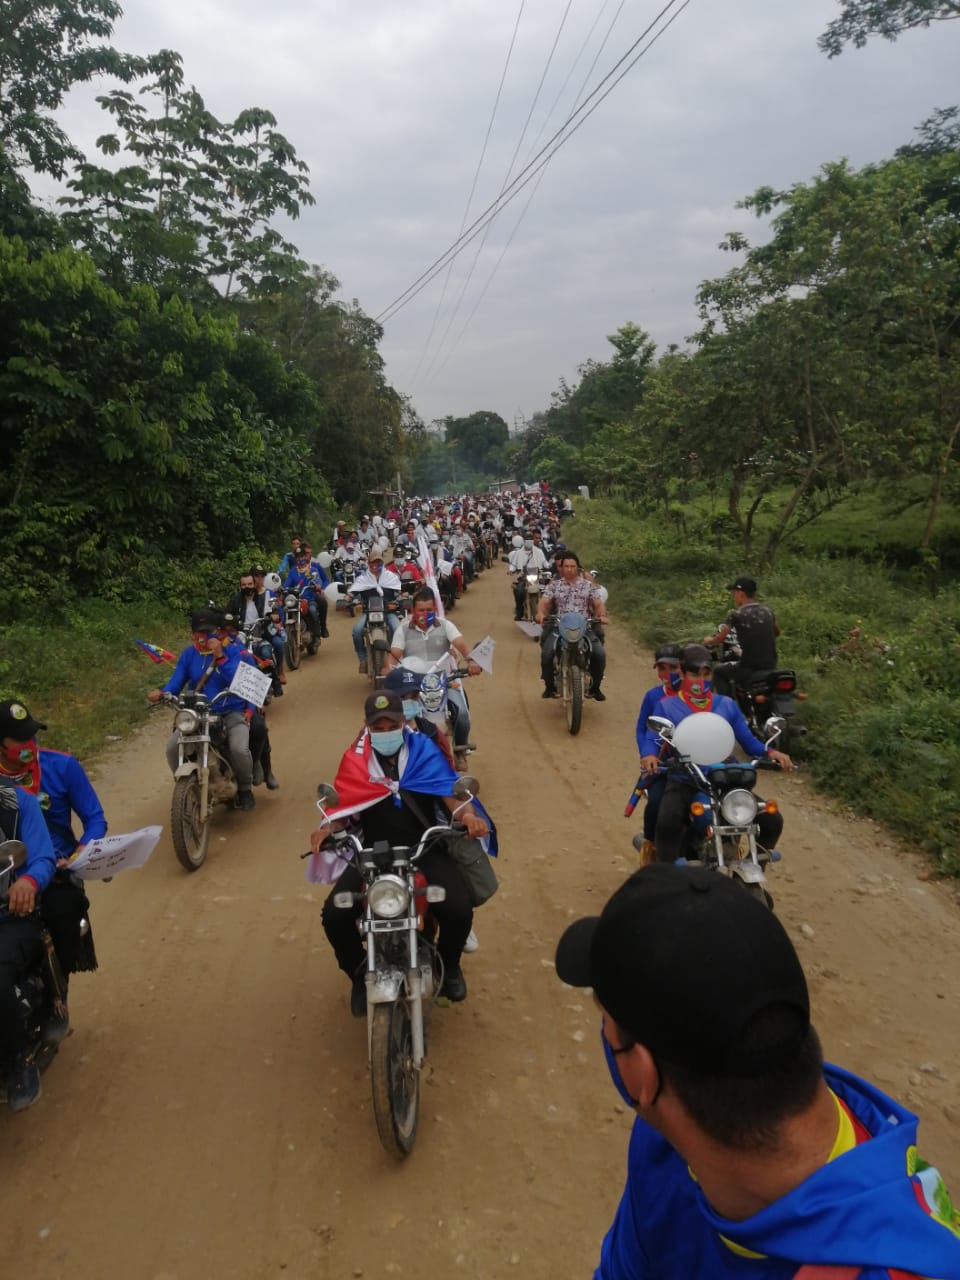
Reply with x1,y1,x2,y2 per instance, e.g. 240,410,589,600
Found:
134,638,176,665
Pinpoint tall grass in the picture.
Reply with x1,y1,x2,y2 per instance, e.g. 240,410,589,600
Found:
569,501,960,874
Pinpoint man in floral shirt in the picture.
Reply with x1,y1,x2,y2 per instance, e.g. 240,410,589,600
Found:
535,551,608,701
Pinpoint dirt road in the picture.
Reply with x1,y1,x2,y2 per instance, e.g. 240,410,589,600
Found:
5,567,959,1280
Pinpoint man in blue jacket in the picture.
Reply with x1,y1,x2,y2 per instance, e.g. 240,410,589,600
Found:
0,775,57,1111
556,865,960,1280
147,607,257,810
639,644,791,862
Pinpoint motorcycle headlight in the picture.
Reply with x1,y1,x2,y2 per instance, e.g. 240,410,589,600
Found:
720,789,758,826
284,593,298,608
367,875,410,919
525,573,538,584
175,709,200,734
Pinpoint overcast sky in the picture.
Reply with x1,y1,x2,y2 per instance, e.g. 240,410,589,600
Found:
47,0,960,426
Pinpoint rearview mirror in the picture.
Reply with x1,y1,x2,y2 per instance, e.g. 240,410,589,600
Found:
453,775,479,800
648,716,674,740
0,839,28,870
316,782,340,810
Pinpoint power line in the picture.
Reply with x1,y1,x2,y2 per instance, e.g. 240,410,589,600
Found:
376,0,692,325
408,0,527,386
429,0,633,382
417,0,577,386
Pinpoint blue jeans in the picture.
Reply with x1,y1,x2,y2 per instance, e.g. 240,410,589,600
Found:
352,613,399,659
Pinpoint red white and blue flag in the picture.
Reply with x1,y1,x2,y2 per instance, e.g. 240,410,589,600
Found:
134,638,176,665
306,727,497,883
416,534,444,620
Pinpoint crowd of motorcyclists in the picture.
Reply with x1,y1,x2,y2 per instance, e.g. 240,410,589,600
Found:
0,479,796,1113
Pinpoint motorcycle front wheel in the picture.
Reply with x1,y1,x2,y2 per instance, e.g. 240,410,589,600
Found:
563,660,583,736
370,999,419,1158
171,775,210,872
285,629,301,671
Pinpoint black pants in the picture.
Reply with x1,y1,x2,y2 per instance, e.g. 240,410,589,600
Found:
41,874,93,976
655,779,784,862
713,662,757,698
322,846,473,979
0,915,43,1062
540,626,606,692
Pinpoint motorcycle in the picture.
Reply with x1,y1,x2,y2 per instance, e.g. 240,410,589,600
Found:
283,582,322,668
520,568,552,622
0,839,88,1100
708,626,807,752
240,616,283,699
635,711,783,907
549,611,598,736
164,688,239,871
359,592,392,687
313,776,478,1158
435,558,458,612
399,656,476,772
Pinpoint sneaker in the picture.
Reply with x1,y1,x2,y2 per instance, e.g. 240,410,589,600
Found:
591,689,606,702
265,773,280,791
440,965,467,1002
40,1004,70,1047
235,789,256,811
5,1057,41,1112
358,660,368,674
463,929,479,954
252,761,265,786
350,974,367,1018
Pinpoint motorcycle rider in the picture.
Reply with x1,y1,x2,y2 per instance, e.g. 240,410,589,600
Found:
0,699,102,1045
632,646,683,865
227,569,286,686
387,588,481,764
0,774,57,1111
277,534,302,578
508,536,550,621
349,551,402,674
535,550,608,701
704,576,780,698
147,608,259,811
639,644,791,862
312,689,489,1013
382,665,455,768
450,521,476,583
284,541,330,642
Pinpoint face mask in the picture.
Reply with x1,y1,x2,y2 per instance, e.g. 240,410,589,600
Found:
602,1032,639,1108
369,728,404,755
659,670,681,692
685,676,712,697
401,700,420,721
242,587,255,596
2,740,36,766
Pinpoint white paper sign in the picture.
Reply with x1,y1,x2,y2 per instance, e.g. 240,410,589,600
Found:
515,620,542,639
469,634,496,673
68,826,163,880
229,661,273,708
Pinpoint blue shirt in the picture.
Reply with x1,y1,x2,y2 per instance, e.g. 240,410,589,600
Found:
36,748,108,860
283,560,330,599
161,644,249,715
0,784,57,892
639,692,768,761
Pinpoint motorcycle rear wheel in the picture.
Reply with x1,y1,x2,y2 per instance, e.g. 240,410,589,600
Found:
171,775,210,872
371,644,386,688
285,630,301,671
370,999,419,1158
564,662,583,736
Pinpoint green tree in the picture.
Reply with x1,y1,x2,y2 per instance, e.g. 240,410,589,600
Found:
0,0,146,179
818,0,960,56
443,410,509,476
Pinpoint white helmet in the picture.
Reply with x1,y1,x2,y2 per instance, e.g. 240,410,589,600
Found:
264,572,282,592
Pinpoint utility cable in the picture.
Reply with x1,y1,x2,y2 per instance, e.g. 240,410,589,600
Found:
429,0,632,380
417,0,576,385
408,0,527,385
376,0,691,325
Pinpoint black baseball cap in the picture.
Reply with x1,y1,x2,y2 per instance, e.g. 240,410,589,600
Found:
555,866,810,1075
680,643,713,670
190,607,225,632
653,643,682,666
364,690,405,725
728,575,757,594
0,699,47,741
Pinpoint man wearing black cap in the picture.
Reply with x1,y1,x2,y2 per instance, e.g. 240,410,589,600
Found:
639,644,791,863
705,576,780,698
632,645,683,865
313,689,488,1013
555,866,960,1279
146,608,258,810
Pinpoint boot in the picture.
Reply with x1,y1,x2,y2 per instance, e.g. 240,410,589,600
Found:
637,838,656,867
235,789,255,811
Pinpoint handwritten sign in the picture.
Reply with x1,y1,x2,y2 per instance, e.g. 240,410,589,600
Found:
68,826,163,880
515,620,542,639
469,634,496,673
229,661,273,708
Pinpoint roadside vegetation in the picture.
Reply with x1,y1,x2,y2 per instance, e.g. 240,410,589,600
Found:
570,499,960,876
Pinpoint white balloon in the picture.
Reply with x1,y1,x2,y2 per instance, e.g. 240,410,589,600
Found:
377,535,390,552
323,583,343,607
511,534,524,549
671,712,735,765
316,550,333,569
596,585,609,605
